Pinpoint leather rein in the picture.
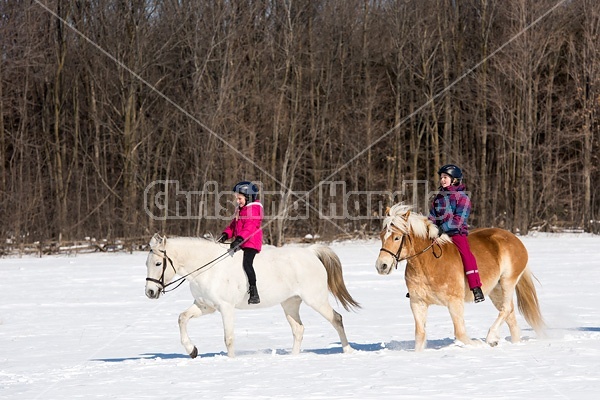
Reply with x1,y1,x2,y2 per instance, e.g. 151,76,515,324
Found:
145,249,230,294
379,228,442,269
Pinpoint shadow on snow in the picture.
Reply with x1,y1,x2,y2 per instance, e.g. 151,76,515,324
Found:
574,326,600,332
93,353,192,362
92,329,558,362
92,337,468,362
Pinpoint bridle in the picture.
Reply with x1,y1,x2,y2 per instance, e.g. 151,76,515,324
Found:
379,226,442,269
379,233,407,265
145,250,180,292
145,248,231,294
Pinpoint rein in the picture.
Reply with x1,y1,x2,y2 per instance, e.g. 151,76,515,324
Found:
379,232,442,269
145,248,231,294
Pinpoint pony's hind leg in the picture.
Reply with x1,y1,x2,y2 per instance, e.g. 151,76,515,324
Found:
179,301,215,358
487,285,520,346
504,301,521,343
219,304,237,357
306,299,352,353
281,296,304,354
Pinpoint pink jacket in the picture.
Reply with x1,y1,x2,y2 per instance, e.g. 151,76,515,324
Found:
223,201,263,252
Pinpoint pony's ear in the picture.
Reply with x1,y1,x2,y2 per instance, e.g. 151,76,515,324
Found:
385,206,391,216
150,233,166,249
402,210,411,221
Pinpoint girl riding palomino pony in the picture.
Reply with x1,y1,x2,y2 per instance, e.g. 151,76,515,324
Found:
376,203,545,351
428,164,484,303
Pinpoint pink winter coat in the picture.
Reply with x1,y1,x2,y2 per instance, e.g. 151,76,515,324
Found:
222,201,263,252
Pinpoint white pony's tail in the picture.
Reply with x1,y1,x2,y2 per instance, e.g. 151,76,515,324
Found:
311,245,360,311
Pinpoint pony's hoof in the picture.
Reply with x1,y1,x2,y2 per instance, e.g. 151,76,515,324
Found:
486,334,500,347
342,345,354,354
189,347,198,359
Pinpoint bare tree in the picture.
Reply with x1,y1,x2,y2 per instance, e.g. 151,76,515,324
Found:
2,0,600,251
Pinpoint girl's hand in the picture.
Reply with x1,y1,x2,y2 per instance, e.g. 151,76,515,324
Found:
230,236,244,251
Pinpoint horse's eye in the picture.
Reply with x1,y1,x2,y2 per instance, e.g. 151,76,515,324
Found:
155,262,162,267
394,236,401,241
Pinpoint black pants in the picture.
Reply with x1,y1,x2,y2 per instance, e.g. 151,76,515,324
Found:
242,248,258,286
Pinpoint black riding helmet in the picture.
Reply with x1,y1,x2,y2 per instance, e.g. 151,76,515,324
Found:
233,181,259,203
438,164,463,183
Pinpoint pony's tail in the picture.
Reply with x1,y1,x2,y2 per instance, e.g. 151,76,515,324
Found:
515,267,546,336
311,245,360,312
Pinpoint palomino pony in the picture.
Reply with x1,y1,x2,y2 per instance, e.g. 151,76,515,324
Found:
375,204,545,351
145,234,359,358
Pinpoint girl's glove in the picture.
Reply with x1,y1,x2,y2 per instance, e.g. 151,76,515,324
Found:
229,236,244,252
217,233,228,243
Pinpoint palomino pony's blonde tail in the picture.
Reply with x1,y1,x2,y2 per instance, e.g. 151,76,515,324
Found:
515,268,546,336
311,245,361,312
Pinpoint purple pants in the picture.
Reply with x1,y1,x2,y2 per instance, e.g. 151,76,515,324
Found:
451,234,482,289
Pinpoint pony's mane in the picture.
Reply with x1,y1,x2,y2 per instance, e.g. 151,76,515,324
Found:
383,203,451,243
168,236,216,245
150,234,216,249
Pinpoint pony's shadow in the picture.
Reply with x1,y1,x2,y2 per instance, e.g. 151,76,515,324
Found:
574,326,600,332
189,339,457,357
300,338,457,354
93,353,194,362
347,338,456,352
94,337,478,362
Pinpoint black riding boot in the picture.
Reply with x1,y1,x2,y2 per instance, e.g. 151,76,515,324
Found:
248,285,260,304
472,286,485,303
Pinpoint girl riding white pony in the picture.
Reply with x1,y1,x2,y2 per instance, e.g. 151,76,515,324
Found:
145,234,359,358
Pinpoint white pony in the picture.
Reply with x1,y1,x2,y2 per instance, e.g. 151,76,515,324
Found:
144,234,360,358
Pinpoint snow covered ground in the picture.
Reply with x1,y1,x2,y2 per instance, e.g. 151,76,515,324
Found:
1,233,599,399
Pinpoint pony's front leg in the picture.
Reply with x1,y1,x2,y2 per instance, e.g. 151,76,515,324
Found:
447,299,476,346
219,305,236,357
410,300,428,352
178,301,215,359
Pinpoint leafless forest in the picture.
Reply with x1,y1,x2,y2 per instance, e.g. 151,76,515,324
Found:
0,0,598,252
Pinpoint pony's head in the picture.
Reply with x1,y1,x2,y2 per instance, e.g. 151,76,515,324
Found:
145,233,177,299
375,203,448,275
